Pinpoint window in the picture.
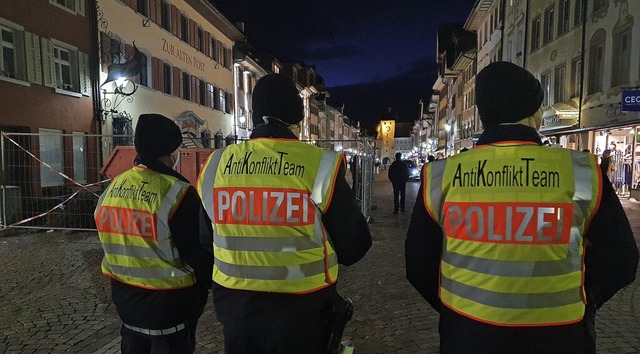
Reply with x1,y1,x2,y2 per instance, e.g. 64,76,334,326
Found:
574,0,584,27
557,0,570,36
219,88,226,112
554,65,566,103
39,129,64,187
611,25,631,87
199,79,205,105
72,132,86,183
51,0,74,11
531,17,541,51
540,71,551,107
543,6,555,45
588,30,605,94
136,0,148,17
210,37,217,60
207,83,215,109
138,52,148,87
197,27,204,53
593,0,607,13
516,30,523,57
0,25,17,79
160,1,170,31
162,62,171,94
506,40,512,62
181,72,190,100
109,38,122,64
570,57,581,98
54,45,74,91
180,14,188,42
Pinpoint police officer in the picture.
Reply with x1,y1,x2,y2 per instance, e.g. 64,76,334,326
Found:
405,62,638,354
95,114,212,353
197,74,372,353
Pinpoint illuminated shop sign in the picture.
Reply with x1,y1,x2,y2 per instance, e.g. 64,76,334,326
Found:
622,89,640,112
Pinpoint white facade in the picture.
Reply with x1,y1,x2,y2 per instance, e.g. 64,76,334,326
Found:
97,0,244,142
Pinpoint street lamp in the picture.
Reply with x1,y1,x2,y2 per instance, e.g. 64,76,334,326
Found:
444,123,451,156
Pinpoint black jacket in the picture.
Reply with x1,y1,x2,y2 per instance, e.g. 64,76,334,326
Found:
405,125,639,353
109,156,213,329
388,159,409,185
211,123,372,328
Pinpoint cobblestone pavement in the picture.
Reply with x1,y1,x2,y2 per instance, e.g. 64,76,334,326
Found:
0,171,638,353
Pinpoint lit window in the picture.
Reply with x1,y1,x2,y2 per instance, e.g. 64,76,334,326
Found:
540,72,551,106
0,25,16,79
54,45,74,91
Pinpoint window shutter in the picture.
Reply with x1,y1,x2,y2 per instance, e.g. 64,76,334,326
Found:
76,0,85,16
189,19,196,48
213,86,220,110
226,48,231,68
40,37,56,88
171,5,179,36
149,0,157,24
151,57,159,91
79,51,91,96
173,66,181,98
203,32,210,58
25,32,43,84
191,76,197,103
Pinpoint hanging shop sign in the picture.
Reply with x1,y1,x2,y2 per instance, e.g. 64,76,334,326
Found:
622,89,640,112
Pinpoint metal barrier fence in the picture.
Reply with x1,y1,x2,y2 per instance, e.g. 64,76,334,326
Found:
0,132,376,231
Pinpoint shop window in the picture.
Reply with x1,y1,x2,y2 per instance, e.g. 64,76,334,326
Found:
39,129,64,187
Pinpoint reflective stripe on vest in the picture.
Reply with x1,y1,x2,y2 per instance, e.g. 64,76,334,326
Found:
94,166,196,290
197,139,342,294
423,144,602,326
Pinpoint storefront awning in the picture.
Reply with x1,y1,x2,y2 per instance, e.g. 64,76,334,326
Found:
540,103,579,133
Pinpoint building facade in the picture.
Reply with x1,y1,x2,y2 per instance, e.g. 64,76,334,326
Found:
97,0,244,147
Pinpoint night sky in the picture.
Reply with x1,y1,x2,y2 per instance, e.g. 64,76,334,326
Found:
212,0,475,133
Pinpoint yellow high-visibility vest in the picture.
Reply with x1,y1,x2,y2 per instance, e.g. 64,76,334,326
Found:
197,138,343,294
423,142,602,326
95,166,196,290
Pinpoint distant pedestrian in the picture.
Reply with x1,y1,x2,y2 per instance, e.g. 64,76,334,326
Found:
94,114,212,354
388,152,409,214
406,61,638,354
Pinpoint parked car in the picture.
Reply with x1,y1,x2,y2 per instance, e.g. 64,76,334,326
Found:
403,160,421,181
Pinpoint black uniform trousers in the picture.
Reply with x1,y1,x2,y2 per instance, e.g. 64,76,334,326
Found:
120,322,197,354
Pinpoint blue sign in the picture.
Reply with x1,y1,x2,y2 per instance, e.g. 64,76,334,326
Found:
621,89,640,112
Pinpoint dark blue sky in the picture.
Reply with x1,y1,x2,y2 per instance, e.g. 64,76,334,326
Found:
213,1,475,130
214,0,474,87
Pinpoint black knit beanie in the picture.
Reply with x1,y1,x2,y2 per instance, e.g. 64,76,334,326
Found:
134,113,182,158
476,61,544,129
252,74,303,127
